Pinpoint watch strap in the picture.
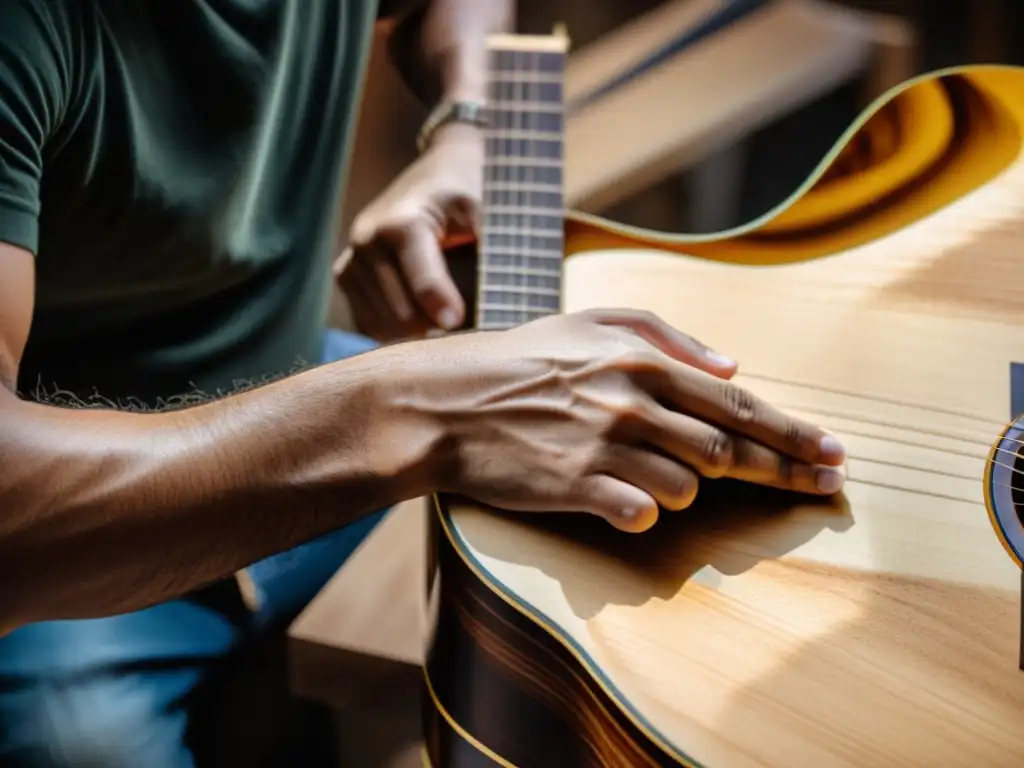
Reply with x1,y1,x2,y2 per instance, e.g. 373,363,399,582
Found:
416,100,488,153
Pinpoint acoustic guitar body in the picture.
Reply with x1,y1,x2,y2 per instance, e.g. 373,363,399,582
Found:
424,28,1024,768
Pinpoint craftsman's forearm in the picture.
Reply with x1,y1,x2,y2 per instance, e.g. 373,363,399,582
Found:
389,0,514,104
0,349,440,630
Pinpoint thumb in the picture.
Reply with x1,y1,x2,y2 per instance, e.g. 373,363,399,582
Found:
585,308,738,379
394,224,466,331
574,476,660,533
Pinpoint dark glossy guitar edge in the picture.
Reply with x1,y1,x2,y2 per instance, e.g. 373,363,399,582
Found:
423,496,702,768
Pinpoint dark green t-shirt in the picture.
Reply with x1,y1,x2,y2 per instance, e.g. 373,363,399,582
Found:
0,0,379,404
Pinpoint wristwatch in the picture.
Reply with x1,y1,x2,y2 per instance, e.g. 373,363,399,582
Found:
416,100,488,154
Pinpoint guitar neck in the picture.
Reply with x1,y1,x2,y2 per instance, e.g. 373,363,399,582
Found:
477,33,569,332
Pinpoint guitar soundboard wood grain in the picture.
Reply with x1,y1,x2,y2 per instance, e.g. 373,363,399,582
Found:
426,58,1024,768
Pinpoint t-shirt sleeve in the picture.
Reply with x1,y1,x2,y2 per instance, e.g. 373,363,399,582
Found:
0,0,68,255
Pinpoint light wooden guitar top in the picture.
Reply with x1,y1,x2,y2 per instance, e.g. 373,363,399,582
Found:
443,65,1024,766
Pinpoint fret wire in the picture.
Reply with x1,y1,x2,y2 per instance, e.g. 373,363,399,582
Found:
481,237,566,256
517,48,528,324
485,228,565,237
485,196,562,209
481,292,562,302
486,138,561,155
489,73,563,84
486,213,562,226
487,157,562,167
478,310,556,318
481,276,561,290
487,101,562,112
485,204,563,215
484,184,562,196
480,305,561,314
481,254,563,272
478,261,562,271
485,129,562,140
482,279,561,289
482,284,561,296
482,249,563,258
484,181,561,191
490,113,561,132
483,276,562,288
484,180,563,192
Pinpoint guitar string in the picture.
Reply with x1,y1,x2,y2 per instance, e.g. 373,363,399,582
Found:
484,49,515,329
490,52,988,501
505,53,519,328
485,51,1024,505
714,369,1024,498
521,50,533,328
735,370,1017,458
987,432,1024,494
513,49,533,329
482,50,555,329
740,370,1006,429
491,49,501,329
489,62,505,326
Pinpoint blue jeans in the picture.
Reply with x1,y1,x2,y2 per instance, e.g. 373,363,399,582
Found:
0,330,387,767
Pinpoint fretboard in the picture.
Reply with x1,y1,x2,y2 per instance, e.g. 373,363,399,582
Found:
477,34,568,332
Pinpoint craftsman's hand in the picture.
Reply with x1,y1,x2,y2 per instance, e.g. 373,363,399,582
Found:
386,309,847,533
336,124,481,341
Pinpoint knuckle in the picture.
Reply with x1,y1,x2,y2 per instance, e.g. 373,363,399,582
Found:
575,308,606,326
610,392,653,429
636,308,662,327
611,346,663,374
782,418,804,453
722,383,758,423
597,442,629,471
700,429,734,473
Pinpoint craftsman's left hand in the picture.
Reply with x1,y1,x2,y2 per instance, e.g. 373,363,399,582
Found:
335,123,482,341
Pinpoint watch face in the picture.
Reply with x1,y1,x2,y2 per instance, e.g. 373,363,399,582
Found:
453,102,486,122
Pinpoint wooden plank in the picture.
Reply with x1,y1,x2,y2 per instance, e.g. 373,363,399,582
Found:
565,0,878,211
565,0,727,105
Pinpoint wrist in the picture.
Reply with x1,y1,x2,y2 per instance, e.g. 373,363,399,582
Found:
429,121,485,149
417,100,487,154
360,344,457,497
440,65,487,106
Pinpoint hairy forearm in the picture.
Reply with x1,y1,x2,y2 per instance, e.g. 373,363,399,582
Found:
389,0,514,105
0,348,441,630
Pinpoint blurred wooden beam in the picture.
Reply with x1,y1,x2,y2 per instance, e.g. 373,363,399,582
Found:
861,10,918,104
565,0,913,214
564,0,728,107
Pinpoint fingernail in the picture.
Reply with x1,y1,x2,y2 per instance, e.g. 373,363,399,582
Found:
815,467,845,494
819,434,845,461
437,308,459,330
705,350,735,367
